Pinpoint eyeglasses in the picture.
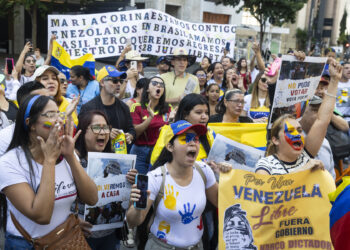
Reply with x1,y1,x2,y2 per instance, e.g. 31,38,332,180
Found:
178,133,200,145
60,78,68,84
227,99,245,105
150,80,165,88
196,74,207,78
41,111,66,119
89,124,111,134
25,59,36,63
104,77,125,84
260,78,267,83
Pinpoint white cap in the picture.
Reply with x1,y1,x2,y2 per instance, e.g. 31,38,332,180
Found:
33,65,60,79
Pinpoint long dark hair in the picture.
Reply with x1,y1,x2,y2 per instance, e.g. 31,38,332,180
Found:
216,89,243,115
70,65,94,82
152,136,176,169
1,95,52,230
75,110,112,159
140,76,169,115
174,94,211,156
237,58,247,73
133,78,149,98
207,62,223,82
22,54,35,74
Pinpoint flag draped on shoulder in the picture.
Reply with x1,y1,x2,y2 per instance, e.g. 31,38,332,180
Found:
51,40,95,79
208,123,267,151
329,177,350,249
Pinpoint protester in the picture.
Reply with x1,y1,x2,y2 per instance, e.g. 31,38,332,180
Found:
130,76,172,174
249,42,266,83
80,65,136,148
222,68,245,93
206,83,220,116
74,110,137,250
126,78,148,108
126,120,229,250
299,95,335,179
221,56,235,71
58,72,68,98
242,72,270,122
4,66,20,101
0,85,17,127
209,89,253,123
0,95,98,249
207,62,224,88
156,56,171,76
67,65,100,114
161,48,199,106
150,93,215,165
33,48,44,67
33,65,78,126
194,68,207,95
200,56,211,73
255,60,342,175
236,58,251,90
336,62,350,121
120,50,148,102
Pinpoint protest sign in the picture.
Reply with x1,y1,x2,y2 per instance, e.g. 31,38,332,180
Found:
208,134,264,172
48,9,236,60
84,152,136,231
219,169,335,250
268,56,327,129
208,123,267,150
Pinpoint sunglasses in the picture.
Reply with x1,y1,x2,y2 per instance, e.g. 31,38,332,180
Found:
150,80,165,88
178,133,200,145
89,124,111,134
104,77,125,84
25,59,36,63
261,78,267,83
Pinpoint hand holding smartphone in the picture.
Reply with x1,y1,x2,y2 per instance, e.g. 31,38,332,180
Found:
266,58,282,77
130,61,137,71
134,174,148,209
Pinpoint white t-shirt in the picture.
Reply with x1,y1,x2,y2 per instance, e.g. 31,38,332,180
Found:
148,161,216,248
243,94,269,119
20,74,35,85
255,150,312,175
5,79,21,101
0,147,77,238
122,74,144,103
0,123,14,156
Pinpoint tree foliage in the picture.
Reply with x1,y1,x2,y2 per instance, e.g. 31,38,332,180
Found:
217,0,307,48
295,28,307,51
338,10,348,46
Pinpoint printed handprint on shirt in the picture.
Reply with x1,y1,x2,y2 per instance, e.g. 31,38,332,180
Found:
163,184,179,210
156,220,171,242
178,202,198,224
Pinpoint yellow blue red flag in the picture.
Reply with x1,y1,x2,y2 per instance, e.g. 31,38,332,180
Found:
208,123,267,150
51,41,95,79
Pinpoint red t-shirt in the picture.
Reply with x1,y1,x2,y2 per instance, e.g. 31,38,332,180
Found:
131,103,171,146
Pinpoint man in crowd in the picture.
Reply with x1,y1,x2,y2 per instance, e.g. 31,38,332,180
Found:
80,65,136,146
156,56,171,76
161,48,199,106
335,62,350,121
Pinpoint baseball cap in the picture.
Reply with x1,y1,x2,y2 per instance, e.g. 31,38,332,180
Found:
125,50,148,61
97,65,127,82
163,120,207,146
33,65,60,79
319,76,329,85
156,56,170,65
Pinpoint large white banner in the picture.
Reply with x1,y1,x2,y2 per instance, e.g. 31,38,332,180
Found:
48,9,236,60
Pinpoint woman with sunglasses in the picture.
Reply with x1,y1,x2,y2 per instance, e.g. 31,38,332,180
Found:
34,65,79,126
58,72,68,97
242,72,270,123
194,68,208,96
127,120,232,250
130,76,172,174
75,110,137,250
0,95,97,249
209,89,253,123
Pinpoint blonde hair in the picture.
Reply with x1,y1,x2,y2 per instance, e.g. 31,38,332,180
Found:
266,114,295,156
250,73,270,109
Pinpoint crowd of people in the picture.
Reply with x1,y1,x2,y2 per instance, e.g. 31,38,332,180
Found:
0,34,349,250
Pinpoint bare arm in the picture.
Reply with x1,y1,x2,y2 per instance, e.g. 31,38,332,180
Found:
256,169,270,175
15,42,32,77
44,34,56,65
250,54,256,71
331,114,349,132
115,44,131,70
306,60,342,156
252,41,265,71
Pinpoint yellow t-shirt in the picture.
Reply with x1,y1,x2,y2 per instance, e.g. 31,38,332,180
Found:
160,71,200,105
59,96,79,126
150,124,216,165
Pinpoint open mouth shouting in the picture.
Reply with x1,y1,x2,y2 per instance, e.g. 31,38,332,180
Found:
284,121,304,151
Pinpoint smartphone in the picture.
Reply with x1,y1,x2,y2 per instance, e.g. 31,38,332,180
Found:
267,58,282,76
5,58,14,75
25,38,33,52
130,60,137,70
225,42,230,52
134,174,148,209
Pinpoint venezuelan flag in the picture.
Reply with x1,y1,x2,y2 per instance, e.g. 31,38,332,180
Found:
329,177,350,249
207,123,267,151
51,41,95,80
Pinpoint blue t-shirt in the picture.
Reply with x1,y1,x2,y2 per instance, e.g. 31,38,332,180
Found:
66,80,100,114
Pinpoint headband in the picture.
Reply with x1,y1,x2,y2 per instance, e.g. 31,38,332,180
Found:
23,95,40,130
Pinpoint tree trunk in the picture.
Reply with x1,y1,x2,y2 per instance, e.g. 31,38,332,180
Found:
31,4,37,49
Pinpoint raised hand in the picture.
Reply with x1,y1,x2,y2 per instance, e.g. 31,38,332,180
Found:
61,118,81,158
147,100,155,118
328,59,342,82
126,168,138,184
37,122,63,163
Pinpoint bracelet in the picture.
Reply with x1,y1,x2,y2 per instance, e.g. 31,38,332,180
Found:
324,92,337,98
